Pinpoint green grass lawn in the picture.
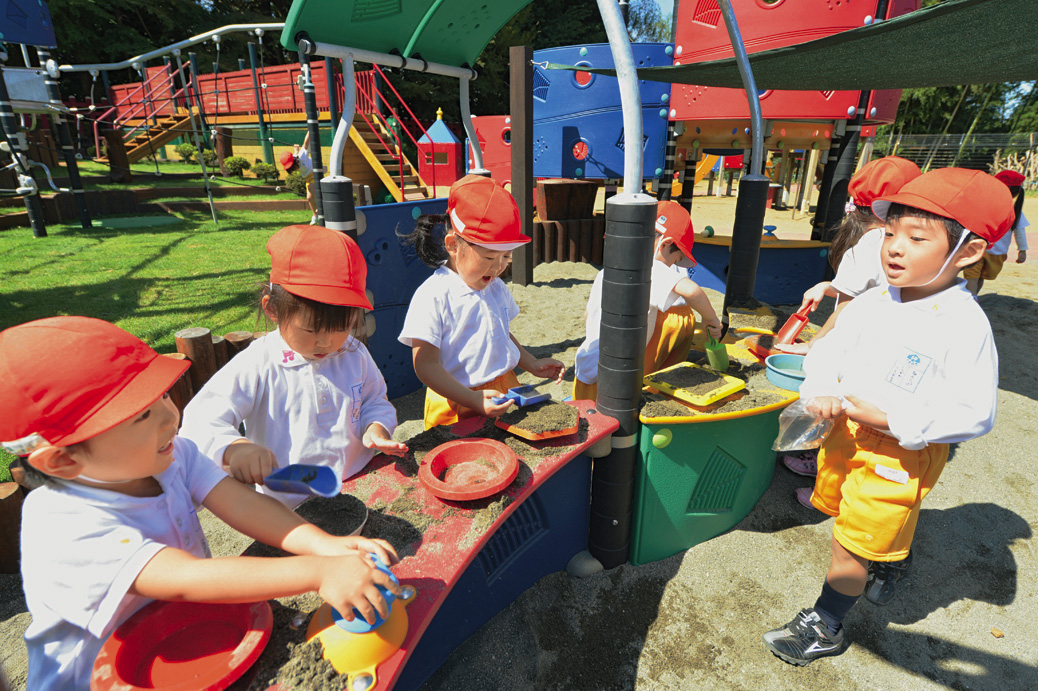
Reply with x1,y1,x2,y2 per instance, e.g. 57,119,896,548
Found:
0,206,310,477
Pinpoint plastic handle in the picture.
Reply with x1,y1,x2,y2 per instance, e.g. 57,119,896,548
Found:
491,396,510,405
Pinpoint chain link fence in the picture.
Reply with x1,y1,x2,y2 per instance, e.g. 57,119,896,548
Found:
871,132,1037,186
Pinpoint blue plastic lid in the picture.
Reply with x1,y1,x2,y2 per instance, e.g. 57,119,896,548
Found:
330,555,399,633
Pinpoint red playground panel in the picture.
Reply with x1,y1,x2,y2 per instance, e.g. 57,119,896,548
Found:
670,0,920,124
469,115,513,184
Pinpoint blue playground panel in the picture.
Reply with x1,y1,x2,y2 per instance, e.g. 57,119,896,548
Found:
689,240,830,306
0,0,56,47
531,43,673,180
356,198,447,398
395,454,592,689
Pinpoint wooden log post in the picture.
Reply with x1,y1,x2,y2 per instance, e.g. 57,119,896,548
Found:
214,126,233,176
568,220,580,262
591,216,605,265
531,222,543,267
579,218,594,263
102,128,132,184
211,334,230,370
555,221,567,262
174,327,217,394
509,45,534,286
542,222,556,263
164,352,194,417
0,483,25,574
224,331,255,357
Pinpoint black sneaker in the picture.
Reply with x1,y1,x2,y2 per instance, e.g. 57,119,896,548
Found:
762,608,848,666
864,552,913,606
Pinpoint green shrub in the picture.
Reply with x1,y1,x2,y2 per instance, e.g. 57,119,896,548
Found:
202,149,218,168
285,171,307,197
224,156,251,178
174,143,196,163
252,162,278,182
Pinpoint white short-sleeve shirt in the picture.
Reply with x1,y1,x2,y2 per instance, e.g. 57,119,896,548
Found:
398,265,521,388
830,226,887,298
180,330,397,507
20,437,227,691
989,211,1029,255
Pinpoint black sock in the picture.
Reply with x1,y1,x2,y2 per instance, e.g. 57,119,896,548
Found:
813,581,860,636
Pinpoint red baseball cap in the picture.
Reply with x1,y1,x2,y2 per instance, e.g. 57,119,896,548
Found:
279,150,296,171
447,175,530,251
655,200,696,268
267,225,372,308
872,168,1015,246
848,156,921,207
0,317,189,454
995,170,1026,188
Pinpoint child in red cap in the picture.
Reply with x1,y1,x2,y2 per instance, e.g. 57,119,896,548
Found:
573,200,722,401
398,174,565,429
779,156,921,481
762,168,1013,667
280,132,317,224
0,316,399,691
962,169,1029,295
181,225,406,507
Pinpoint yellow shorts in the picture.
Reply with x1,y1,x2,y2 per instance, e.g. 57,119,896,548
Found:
962,253,1006,280
572,378,597,403
811,418,948,562
644,305,696,375
423,371,520,430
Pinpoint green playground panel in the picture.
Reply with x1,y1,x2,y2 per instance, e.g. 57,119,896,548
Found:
630,408,785,566
281,0,535,68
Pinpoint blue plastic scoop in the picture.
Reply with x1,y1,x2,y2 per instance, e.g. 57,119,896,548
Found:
491,384,551,407
264,464,340,498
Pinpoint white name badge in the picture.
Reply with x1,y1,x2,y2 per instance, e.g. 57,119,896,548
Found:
885,348,933,393
874,464,909,485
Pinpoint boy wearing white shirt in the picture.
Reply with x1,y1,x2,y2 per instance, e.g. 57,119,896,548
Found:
0,317,399,691
763,168,1014,667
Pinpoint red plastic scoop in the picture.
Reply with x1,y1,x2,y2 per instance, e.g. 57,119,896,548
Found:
774,304,812,345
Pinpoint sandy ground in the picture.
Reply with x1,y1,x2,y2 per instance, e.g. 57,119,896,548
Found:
1,194,1036,690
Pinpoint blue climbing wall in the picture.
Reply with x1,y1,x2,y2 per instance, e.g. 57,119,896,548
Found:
0,0,56,47
689,239,831,305
531,43,673,180
356,198,447,398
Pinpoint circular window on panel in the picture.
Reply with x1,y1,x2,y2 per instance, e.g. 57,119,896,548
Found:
571,139,590,161
755,0,785,7
572,62,596,89
502,128,511,145
757,90,773,100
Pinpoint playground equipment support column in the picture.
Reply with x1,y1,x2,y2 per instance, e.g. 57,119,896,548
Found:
248,43,274,165
188,53,211,148
173,50,218,227
657,121,678,200
585,0,656,571
717,0,768,317
39,49,91,229
811,123,843,240
299,50,325,227
0,58,46,237
325,57,339,142
459,77,487,176
301,40,355,237
509,45,534,287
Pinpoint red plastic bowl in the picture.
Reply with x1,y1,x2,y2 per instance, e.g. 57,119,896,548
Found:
91,600,272,691
418,438,519,502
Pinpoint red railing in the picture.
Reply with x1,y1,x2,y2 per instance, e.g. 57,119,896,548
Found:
92,64,191,157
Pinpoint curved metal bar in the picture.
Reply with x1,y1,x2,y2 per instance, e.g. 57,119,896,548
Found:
305,40,476,81
596,0,643,192
330,56,356,178
59,24,285,73
716,0,764,177
459,77,486,173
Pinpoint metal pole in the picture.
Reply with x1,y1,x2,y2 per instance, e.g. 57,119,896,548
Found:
248,42,273,164
0,59,46,236
39,49,91,229
812,127,842,240
316,53,356,235
298,50,325,226
173,50,218,226
325,57,339,142
238,58,246,71
459,77,487,175
583,0,657,572
188,53,210,148
717,0,769,321
657,122,678,200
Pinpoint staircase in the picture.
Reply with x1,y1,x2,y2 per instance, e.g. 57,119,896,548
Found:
98,110,194,165
352,118,430,202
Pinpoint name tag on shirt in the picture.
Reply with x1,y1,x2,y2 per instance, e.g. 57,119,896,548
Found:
874,464,909,485
885,348,932,393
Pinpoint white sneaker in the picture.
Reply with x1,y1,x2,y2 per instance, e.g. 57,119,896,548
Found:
309,214,318,225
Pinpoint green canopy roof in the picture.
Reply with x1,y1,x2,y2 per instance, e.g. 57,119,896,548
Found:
548,0,1035,91
280,0,534,67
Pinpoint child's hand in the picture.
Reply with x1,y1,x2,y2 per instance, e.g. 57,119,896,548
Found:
481,390,514,418
529,358,566,383
362,424,409,457
223,441,278,486
1017,250,1027,264
774,341,810,355
313,536,399,566
806,396,844,419
317,553,402,625
801,282,829,312
703,314,722,340
843,394,889,430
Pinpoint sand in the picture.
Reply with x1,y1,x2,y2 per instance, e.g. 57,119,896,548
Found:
2,194,1036,690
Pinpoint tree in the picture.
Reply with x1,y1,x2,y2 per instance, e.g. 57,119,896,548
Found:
627,0,671,43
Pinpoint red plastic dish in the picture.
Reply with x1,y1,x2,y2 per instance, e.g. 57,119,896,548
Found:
418,438,519,502
91,600,272,691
